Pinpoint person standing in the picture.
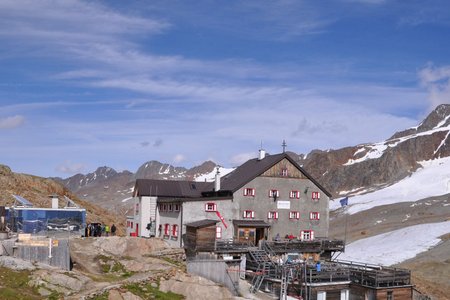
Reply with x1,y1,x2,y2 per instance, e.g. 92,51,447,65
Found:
111,224,116,236
105,224,110,237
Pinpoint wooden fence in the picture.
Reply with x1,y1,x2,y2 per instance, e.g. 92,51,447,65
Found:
187,258,240,296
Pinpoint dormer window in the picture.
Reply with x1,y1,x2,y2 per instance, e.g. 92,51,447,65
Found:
243,188,255,196
290,190,300,199
205,203,217,212
269,189,280,198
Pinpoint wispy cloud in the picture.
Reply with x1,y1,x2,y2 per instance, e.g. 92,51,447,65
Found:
173,154,186,164
0,115,25,129
55,160,87,174
418,63,450,110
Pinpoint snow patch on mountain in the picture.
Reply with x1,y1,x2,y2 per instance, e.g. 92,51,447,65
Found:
344,122,450,166
338,221,450,266
194,167,235,182
331,156,450,214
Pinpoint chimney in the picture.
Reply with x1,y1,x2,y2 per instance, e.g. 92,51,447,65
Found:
258,149,266,160
49,195,59,209
214,166,221,191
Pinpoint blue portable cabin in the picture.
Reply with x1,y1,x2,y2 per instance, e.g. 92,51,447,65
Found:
5,195,86,236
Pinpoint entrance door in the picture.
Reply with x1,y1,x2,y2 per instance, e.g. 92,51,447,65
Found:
238,228,256,244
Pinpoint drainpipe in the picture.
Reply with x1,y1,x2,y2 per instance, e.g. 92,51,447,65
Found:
179,201,183,248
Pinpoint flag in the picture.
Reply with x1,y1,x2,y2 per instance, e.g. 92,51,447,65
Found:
340,197,348,207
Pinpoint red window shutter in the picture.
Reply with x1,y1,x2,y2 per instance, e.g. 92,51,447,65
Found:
251,189,255,196
243,189,248,196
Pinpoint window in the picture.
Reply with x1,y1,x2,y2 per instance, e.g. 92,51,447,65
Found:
300,230,314,241
267,211,278,219
289,211,300,219
268,189,280,198
174,204,180,212
387,291,393,300
281,168,288,176
205,203,217,212
243,188,255,196
172,224,178,237
168,204,173,212
290,190,300,199
164,224,170,236
310,212,320,220
216,226,222,239
162,204,168,211
243,210,255,219
312,192,321,200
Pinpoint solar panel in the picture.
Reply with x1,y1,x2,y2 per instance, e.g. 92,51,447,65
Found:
12,195,34,207
63,196,79,208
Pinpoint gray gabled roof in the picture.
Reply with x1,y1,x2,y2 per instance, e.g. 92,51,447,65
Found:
134,152,332,199
134,179,210,198
213,152,332,197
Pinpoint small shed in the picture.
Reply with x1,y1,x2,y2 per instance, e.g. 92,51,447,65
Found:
184,219,219,257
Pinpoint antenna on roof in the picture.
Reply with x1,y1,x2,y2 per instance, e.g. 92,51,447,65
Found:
282,139,287,153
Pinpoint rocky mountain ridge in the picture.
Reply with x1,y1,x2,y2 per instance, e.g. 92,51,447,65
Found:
55,160,218,214
296,104,450,196
59,104,450,212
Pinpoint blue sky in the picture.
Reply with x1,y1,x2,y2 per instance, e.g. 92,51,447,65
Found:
1,0,450,177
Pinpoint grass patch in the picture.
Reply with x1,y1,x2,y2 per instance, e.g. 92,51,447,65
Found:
0,266,41,300
95,255,134,279
123,281,184,300
86,290,109,300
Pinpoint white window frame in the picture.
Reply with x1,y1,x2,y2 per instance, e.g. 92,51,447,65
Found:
289,211,300,219
281,168,288,176
174,204,180,212
289,190,300,199
300,230,314,241
243,210,255,219
267,211,279,219
205,202,217,212
216,226,222,239
269,189,280,198
243,188,255,196
312,191,321,200
310,212,320,220
168,204,173,212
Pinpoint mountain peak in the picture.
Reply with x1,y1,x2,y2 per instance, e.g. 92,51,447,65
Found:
390,104,450,140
